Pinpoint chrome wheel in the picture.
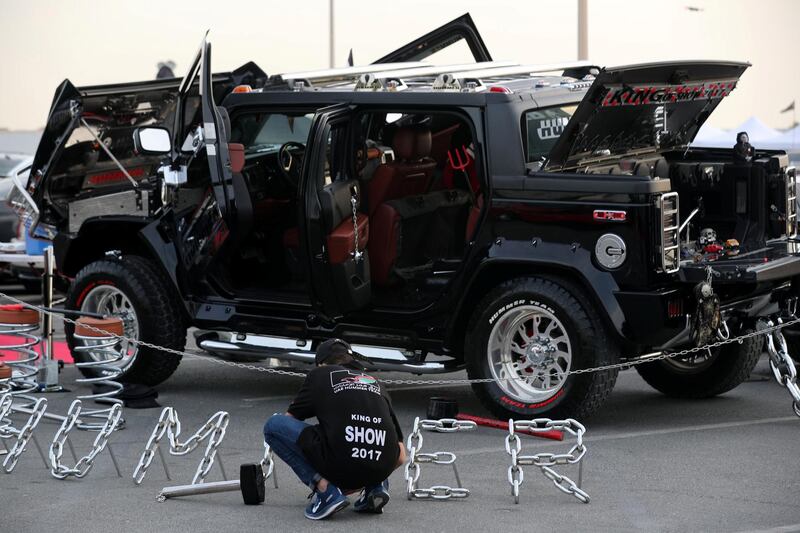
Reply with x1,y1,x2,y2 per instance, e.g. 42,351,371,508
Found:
79,285,139,372
487,305,572,402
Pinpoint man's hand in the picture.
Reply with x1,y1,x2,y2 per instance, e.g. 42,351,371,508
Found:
395,442,407,468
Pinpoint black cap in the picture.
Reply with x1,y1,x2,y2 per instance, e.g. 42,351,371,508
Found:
315,338,354,366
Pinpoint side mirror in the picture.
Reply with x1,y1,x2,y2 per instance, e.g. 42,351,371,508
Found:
133,127,172,155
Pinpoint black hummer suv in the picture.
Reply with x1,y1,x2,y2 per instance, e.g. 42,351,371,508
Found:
16,16,800,419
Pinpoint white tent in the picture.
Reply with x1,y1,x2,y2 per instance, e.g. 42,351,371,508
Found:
730,117,780,144
759,125,800,151
692,123,730,147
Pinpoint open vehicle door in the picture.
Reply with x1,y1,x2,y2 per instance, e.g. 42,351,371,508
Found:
169,35,249,268
373,13,492,64
301,104,371,319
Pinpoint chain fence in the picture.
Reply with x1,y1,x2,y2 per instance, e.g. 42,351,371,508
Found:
1,289,799,413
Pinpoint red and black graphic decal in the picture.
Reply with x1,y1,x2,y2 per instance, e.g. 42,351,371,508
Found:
600,80,737,107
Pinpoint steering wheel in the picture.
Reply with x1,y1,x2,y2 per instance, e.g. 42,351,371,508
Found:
278,142,306,187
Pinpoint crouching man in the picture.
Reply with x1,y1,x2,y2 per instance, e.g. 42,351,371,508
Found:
264,339,407,520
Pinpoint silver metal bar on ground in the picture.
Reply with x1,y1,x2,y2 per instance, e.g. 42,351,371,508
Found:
11,405,67,422
160,479,240,499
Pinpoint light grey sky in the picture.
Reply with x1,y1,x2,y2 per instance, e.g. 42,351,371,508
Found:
1,0,798,131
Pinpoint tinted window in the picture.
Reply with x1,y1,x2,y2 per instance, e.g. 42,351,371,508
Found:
523,105,576,163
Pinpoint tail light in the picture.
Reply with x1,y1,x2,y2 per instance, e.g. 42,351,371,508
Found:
657,192,680,274
667,298,684,319
786,167,797,237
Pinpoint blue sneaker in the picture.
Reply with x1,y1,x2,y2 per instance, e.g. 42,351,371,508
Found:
353,479,390,514
305,483,349,520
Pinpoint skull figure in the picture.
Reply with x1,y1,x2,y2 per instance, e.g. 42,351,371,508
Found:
698,227,717,246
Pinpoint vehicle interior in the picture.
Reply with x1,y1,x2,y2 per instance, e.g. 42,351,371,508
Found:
215,107,483,309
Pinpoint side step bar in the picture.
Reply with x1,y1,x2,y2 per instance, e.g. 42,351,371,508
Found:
197,333,462,375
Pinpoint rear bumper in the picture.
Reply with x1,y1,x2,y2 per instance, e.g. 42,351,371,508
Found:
679,239,800,284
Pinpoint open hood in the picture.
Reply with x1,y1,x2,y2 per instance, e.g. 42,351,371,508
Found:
544,60,749,170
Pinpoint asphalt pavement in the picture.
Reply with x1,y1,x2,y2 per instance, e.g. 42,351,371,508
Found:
1,283,799,533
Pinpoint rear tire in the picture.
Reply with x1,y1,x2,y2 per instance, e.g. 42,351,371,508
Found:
635,333,762,398
65,255,186,386
465,277,619,420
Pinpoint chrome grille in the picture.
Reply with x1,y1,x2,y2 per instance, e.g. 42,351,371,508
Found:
658,192,680,273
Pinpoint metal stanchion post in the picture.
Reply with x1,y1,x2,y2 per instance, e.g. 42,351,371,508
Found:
37,246,62,392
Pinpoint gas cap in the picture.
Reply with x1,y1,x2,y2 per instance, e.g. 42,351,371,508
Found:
595,233,627,269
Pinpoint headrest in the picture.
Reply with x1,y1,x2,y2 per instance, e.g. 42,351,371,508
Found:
392,127,416,160
414,128,431,158
392,126,432,160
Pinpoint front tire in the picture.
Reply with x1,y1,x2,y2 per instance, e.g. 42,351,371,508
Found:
465,277,619,420
65,255,187,386
635,333,762,398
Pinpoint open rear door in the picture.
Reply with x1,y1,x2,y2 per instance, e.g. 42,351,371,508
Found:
373,13,492,64
301,104,371,319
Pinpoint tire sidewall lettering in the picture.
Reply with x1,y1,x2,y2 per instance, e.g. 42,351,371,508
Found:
488,298,555,326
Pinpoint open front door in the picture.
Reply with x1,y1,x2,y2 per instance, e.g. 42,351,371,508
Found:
172,35,240,268
301,105,371,320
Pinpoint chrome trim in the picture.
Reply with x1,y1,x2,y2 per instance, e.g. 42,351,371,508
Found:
786,166,797,237
658,192,680,274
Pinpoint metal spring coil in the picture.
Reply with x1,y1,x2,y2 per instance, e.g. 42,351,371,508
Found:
0,307,42,403
49,317,126,479
71,320,125,431
0,306,48,473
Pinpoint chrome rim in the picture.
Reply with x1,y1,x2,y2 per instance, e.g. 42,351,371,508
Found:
487,305,572,403
79,285,139,372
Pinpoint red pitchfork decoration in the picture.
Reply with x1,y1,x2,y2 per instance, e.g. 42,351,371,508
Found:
447,145,471,171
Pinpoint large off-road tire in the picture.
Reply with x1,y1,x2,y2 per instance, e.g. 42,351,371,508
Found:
634,333,762,398
65,255,186,386
465,277,619,420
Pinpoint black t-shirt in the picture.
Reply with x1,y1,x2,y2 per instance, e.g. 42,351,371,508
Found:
288,364,403,490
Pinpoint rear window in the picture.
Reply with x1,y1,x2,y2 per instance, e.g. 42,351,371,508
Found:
523,105,577,163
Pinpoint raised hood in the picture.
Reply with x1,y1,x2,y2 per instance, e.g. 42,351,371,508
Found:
544,60,750,170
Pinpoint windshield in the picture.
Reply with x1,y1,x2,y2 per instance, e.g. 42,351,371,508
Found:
523,105,577,163
232,112,314,154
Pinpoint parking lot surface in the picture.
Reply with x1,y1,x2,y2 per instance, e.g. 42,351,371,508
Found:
1,285,799,533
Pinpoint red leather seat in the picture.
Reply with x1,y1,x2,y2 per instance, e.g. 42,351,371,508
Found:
367,126,437,217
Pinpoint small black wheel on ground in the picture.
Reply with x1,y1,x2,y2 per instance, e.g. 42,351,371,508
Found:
64,255,187,386
634,332,762,398
465,276,620,420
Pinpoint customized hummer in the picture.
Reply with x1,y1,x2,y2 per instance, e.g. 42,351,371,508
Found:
13,15,800,419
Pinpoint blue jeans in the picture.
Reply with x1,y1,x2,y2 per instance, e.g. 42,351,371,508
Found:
263,414,321,490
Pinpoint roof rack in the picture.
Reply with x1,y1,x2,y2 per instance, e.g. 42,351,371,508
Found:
273,62,426,87
353,61,518,91
432,60,598,91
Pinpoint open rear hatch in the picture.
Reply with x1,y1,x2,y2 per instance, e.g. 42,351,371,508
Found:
543,60,749,170
543,61,800,284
